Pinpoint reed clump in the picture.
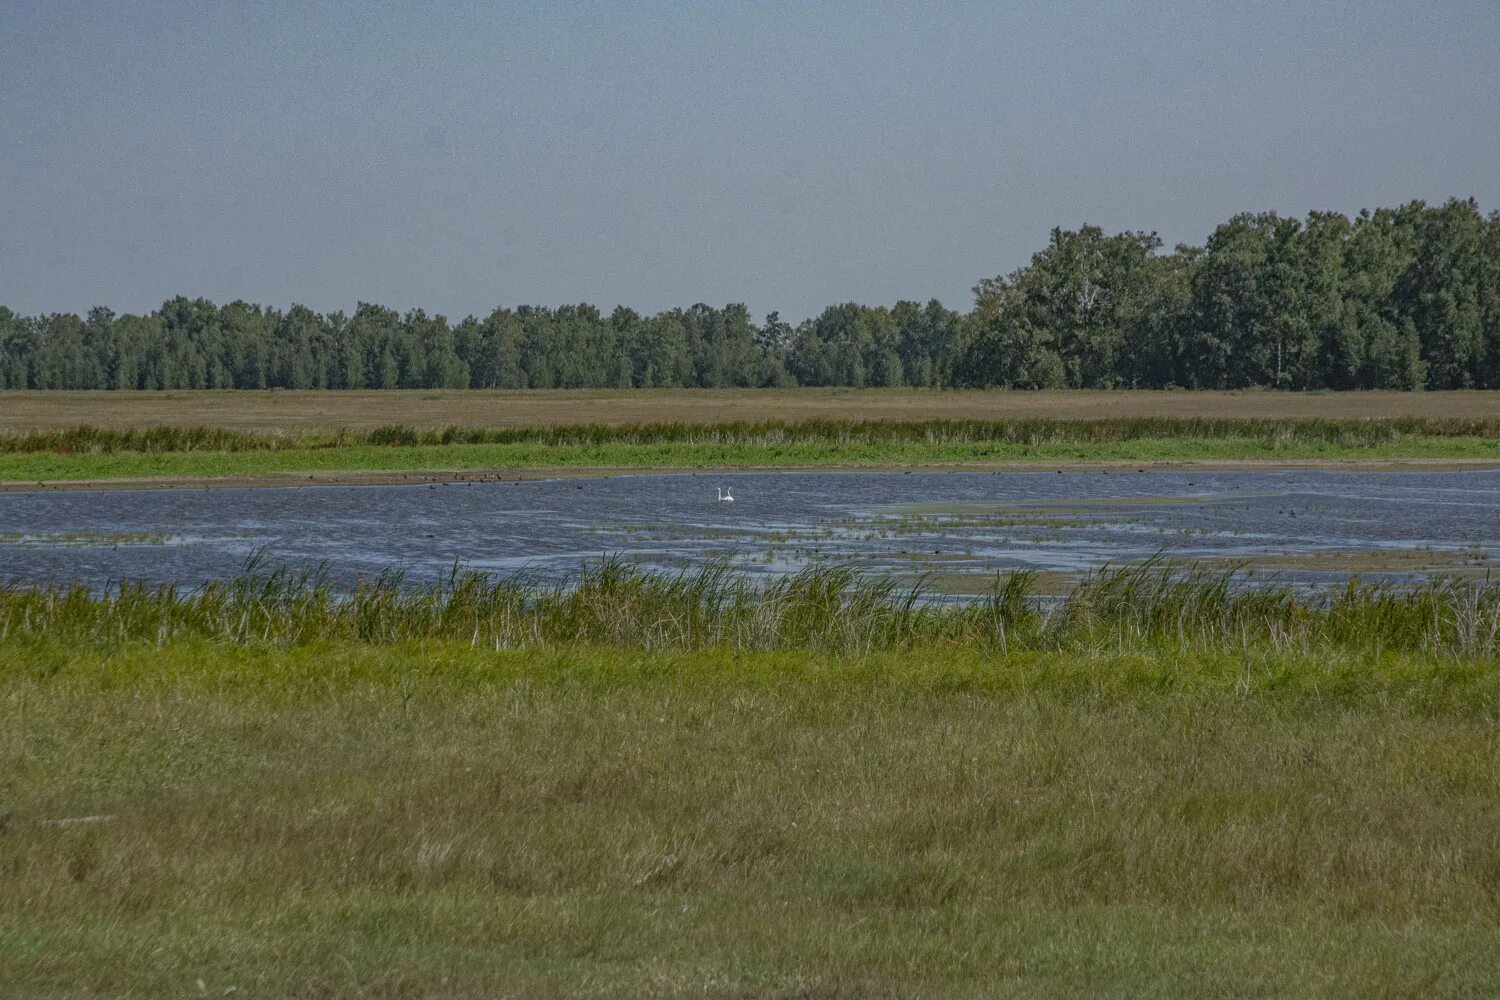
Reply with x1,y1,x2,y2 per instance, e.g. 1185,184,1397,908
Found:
3,416,1497,455
3,558,1496,659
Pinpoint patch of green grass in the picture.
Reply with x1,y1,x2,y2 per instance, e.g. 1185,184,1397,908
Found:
2,435,1497,481
3,561,1497,994
0,530,168,546
1,641,1496,997
2,417,1496,481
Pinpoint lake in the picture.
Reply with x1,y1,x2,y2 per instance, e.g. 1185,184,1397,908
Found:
2,468,1497,593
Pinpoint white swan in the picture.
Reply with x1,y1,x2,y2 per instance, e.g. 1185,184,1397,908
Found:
717,486,735,503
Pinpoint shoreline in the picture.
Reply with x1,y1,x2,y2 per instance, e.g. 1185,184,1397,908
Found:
5,456,1499,492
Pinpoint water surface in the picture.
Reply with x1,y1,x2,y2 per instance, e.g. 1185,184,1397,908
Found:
2,469,1496,592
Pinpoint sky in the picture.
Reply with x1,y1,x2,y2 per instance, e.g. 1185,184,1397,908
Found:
2,1,1497,322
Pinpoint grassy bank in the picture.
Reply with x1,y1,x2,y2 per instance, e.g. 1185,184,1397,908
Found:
4,565,1497,995
3,639,1497,997
3,417,1498,482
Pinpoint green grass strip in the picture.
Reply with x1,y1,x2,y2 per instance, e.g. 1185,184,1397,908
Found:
3,435,1498,481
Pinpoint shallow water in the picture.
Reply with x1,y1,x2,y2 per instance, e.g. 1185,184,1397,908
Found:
2,469,1497,592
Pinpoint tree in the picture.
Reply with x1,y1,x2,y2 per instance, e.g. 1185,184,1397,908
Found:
1395,199,1487,388
960,276,1064,389
1,198,1494,392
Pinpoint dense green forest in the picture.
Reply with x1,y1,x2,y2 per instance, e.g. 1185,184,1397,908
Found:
3,199,1497,391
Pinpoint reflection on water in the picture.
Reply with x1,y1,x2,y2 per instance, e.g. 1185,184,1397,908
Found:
1,469,1497,592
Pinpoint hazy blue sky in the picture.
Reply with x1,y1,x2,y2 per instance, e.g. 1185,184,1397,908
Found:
3,1,1497,321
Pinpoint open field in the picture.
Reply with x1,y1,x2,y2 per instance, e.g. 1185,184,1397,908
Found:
4,388,1500,434
3,640,1497,998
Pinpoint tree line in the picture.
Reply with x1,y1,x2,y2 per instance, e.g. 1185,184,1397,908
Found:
3,198,1497,391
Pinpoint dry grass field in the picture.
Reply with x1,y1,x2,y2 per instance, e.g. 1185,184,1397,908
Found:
2,388,1497,433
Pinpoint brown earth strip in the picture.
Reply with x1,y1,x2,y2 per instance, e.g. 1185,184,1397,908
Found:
3,388,1499,433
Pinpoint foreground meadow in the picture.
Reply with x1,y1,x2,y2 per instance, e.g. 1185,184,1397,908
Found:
2,565,1498,996
3,645,1497,998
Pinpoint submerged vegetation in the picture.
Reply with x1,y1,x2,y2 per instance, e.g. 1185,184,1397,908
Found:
5,557,1499,662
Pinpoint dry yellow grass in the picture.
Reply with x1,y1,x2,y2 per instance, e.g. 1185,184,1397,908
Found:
2,388,1498,433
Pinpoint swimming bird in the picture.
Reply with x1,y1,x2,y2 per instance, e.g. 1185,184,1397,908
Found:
717,486,735,503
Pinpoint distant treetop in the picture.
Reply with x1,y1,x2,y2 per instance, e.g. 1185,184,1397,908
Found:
3,199,1496,391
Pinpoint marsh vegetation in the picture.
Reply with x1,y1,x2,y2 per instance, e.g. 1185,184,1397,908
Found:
2,414,1497,995
5,558,1499,660
2,560,1497,996
1,415,1496,484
